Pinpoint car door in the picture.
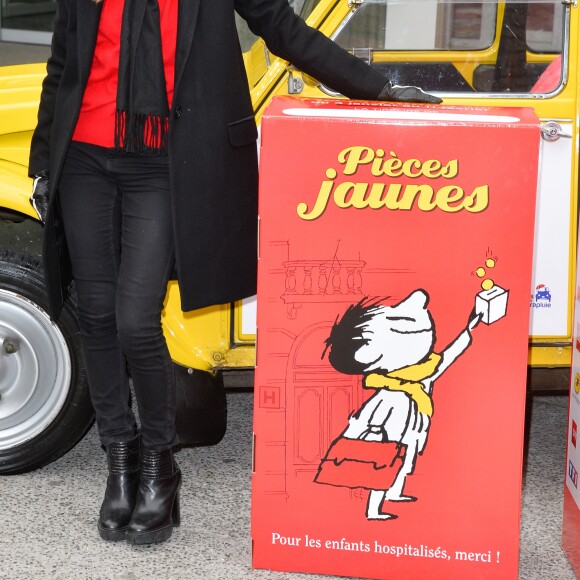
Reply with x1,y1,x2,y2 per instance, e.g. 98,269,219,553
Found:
240,0,578,367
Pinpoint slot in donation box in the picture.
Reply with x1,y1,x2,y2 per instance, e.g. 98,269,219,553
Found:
562,227,580,574
252,97,540,580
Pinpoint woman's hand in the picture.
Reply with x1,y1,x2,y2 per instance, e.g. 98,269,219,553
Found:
30,170,50,223
378,81,442,104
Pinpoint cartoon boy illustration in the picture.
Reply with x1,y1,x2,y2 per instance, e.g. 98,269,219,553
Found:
315,289,492,520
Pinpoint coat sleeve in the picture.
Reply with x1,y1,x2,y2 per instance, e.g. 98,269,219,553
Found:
234,0,388,101
28,0,70,178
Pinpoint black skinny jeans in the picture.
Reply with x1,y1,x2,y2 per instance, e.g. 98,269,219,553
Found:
59,141,178,451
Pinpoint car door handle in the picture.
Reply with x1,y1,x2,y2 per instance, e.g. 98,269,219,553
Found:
541,121,572,142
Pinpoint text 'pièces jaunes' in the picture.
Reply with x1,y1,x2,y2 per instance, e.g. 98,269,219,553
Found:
296,146,489,221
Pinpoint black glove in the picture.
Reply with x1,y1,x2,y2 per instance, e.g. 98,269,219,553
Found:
30,170,50,223
378,81,442,104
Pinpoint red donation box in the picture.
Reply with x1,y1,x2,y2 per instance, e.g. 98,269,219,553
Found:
562,224,580,574
252,97,540,580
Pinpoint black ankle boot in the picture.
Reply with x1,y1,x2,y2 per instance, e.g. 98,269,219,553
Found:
126,448,181,545
97,435,141,541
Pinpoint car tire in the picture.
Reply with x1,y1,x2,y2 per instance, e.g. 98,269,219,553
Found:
0,249,94,474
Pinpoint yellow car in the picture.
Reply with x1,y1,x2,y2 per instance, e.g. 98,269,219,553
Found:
0,0,577,473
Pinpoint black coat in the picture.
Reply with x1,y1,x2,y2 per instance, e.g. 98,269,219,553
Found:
29,0,388,319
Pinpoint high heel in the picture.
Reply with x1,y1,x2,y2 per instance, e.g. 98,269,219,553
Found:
126,448,181,545
172,491,181,527
97,435,140,541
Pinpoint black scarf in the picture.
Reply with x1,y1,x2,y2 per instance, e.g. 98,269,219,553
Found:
115,0,169,154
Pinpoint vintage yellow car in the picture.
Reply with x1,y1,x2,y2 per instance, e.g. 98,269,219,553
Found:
0,0,576,473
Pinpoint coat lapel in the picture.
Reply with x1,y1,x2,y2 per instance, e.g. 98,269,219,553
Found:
174,0,201,95
77,0,103,85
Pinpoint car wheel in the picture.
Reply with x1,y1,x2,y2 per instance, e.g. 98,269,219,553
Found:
0,249,93,474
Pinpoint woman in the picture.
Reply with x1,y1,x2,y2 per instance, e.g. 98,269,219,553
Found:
29,0,440,545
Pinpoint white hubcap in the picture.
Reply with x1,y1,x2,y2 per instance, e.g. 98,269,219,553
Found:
0,289,71,450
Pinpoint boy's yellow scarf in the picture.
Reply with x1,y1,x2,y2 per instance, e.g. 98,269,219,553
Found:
363,353,442,416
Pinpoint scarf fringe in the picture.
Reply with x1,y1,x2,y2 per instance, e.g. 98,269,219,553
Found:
114,110,169,154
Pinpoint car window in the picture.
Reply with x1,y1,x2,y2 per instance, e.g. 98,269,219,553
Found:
527,2,563,52
332,0,565,95
236,14,260,53
295,0,325,19
236,0,320,53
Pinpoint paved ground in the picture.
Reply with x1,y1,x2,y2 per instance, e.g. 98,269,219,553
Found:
0,391,576,580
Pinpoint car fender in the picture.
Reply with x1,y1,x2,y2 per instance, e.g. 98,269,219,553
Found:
0,159,36,220
0,63,45,135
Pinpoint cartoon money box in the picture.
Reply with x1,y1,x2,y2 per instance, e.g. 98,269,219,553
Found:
252,97,540,580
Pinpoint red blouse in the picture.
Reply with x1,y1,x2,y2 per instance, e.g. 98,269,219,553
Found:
72,0,178,148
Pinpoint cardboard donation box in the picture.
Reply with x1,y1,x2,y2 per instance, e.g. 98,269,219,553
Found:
252,97,540,580
562,231,580,574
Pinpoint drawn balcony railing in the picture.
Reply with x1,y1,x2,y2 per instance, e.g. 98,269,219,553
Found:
281,259,366,318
